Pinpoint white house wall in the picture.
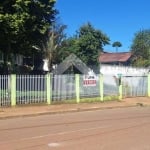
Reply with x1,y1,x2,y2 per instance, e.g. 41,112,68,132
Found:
100,65,149,76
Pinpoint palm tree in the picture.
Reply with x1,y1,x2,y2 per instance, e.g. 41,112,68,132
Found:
43,24,67,71
112,41,122,52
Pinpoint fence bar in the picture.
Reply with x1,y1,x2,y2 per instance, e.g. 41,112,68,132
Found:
100,74,104,101
148,74,150,97
75,74,80,103
119,76,123,100
46,74,51,104
11,74,16,106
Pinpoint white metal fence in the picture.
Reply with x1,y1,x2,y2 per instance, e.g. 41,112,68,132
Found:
16,75,47,105
103,75,119,96
52,75,76,101
122,75,148,97
80,75,100,98
0,75,11,106
0,74,149,107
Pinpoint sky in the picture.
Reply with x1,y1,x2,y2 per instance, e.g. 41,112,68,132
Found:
55,0,150,52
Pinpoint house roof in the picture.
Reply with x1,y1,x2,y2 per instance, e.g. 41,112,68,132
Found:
52,53,91,74
99,52,132,63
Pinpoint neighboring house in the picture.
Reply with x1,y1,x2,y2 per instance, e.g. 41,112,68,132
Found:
99,52,132,66
98,52,149,88
13,54,24,66
98,52,149,76
0,52,23,66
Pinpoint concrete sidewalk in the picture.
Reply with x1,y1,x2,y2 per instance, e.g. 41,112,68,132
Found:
0,97,150,119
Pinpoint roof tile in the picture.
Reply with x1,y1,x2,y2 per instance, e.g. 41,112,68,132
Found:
99,52,132,63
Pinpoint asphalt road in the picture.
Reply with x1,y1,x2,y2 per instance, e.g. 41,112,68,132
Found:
1,106,150,150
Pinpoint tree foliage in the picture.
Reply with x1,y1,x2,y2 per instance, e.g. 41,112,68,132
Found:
131,29,150,67
112,41,122,52
0,0,57,69
77,23,110,66
56,36,80,63
58,22,110,67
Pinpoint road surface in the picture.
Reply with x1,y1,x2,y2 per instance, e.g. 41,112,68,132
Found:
1,106,150,150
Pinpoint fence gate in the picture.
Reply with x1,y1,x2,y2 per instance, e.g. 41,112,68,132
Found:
122,75,148,98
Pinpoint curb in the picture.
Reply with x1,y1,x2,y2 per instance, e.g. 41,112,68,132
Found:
0,104,141,120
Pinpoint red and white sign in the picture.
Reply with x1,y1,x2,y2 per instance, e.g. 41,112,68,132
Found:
83,75,97,86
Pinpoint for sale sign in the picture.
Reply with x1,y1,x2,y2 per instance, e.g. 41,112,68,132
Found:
83,75,97,86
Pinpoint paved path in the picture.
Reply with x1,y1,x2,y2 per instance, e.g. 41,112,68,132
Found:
0,97,150,119
1,106,150,150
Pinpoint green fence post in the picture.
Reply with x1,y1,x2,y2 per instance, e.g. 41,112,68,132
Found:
11,74,16,106
118,75,123,100
100,74,104,101
46,74,51,105
75,74,80,103
148,74,150,97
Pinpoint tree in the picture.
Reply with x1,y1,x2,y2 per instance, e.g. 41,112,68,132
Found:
0,0,57,72
56,36,80,63
77,22,110,66
131,29,150,67
57,22,110,68
43,22,67,71
112,41,122,52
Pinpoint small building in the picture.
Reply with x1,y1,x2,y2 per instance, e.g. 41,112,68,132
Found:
52,53,92,74
99,52,132,66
